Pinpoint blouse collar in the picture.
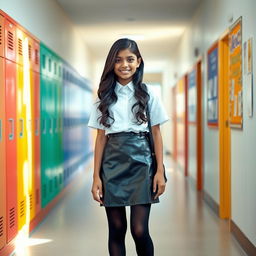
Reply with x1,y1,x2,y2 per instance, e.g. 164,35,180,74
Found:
115,80,134,93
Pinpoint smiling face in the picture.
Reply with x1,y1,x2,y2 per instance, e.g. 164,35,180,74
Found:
114,48,141,85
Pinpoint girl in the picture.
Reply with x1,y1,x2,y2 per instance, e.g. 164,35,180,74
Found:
88,38,169,256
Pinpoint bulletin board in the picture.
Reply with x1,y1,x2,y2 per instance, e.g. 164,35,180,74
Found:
229,17,243,128
188,67,197,124
207,42,219,127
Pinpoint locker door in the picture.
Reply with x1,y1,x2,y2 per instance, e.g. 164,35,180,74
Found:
5,59,17,242
26,34,35,221
0,57,6,249
34,71,41,215
33,41,40,73
0,15,4,57
17,61,27,230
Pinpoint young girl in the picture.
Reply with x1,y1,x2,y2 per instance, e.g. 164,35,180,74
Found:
88,38,169,256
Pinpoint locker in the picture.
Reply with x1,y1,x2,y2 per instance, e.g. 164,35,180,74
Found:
5,19,16,62
17,62,27,230
26,33,36,221
33,40,40,73
0,15,4,58
0,57,6,249
5,59,17,242
33,71,41,215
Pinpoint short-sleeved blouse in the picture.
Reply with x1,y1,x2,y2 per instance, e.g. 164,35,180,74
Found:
87,81,169,135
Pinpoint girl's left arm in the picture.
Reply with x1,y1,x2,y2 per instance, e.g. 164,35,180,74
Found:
152,124,166,199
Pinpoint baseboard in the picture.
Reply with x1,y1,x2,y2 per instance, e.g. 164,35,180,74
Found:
203,189,219,217
231,220,256,256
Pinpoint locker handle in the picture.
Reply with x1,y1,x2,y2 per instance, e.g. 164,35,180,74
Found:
19,118,24,138
0,119,2,142
8,118,14,140
35,118,39,136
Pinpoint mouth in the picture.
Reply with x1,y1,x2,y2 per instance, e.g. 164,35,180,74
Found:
119,70,131,74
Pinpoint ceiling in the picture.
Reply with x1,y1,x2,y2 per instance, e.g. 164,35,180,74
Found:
56,0,202,69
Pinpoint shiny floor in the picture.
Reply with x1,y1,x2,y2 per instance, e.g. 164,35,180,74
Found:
14,158,246,256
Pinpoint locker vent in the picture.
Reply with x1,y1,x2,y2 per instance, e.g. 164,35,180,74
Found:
0,216,3,237
18,38,23,56
35,49,39,64
29,194,33,210
43,184,47,199
20,200,25,218
9,207,15,228
7,31,14,51
36,188,39,205
0,24,2,46
28,44,32,60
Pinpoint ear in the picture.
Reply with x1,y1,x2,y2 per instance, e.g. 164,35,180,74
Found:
136,57,141,68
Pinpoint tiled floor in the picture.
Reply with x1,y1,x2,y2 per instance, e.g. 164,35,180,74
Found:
13,158,246,256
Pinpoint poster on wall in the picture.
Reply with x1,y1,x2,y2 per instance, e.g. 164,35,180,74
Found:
207,43,218,127
229,17,243,128
246,37,253,117
188,68,197,124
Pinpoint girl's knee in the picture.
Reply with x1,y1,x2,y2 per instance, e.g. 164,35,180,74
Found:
110,220,127,237
131,225,147,240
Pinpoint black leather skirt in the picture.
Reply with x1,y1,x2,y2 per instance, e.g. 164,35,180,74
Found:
100,131,159,207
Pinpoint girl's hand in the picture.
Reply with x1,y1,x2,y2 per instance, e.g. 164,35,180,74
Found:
153,171,166,200
91,176,103,204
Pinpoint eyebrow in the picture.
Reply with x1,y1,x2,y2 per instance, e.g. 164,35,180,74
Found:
116,56,135,58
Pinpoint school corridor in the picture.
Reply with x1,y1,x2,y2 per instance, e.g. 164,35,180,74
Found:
1,0,256,255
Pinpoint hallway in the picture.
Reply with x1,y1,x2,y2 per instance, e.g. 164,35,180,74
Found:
14,158,246,256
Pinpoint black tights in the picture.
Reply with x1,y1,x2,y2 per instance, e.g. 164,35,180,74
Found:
105,204,153,256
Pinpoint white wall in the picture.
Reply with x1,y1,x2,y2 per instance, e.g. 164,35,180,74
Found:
0,0,92,78
170,0,256,247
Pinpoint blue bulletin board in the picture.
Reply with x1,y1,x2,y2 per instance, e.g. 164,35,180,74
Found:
188,68,197,123
207,43,219,127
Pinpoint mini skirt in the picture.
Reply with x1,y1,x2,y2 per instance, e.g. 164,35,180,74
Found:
100,131,160,207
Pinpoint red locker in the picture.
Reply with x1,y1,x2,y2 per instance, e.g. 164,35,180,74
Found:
0,15,4,58
0,57,6,249
33,40,40,73
34,72,41,215
5,59,17,242
4,19,16,62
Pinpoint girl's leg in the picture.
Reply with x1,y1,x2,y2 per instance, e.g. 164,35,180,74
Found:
105,206,127,256
130,204,154,256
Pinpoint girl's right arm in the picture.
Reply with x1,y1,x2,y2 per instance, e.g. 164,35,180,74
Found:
91,129,108,204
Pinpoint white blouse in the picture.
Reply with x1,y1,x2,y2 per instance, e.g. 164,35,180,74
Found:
88,81,169,135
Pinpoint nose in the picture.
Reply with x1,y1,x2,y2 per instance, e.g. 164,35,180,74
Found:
121,60,128,67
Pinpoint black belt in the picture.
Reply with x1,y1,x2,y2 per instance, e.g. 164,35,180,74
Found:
107,131,148,137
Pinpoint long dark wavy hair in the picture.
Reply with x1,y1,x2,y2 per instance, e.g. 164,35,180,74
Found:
97,38,149,128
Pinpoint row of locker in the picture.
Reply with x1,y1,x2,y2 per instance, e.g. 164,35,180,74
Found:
0,10,92,254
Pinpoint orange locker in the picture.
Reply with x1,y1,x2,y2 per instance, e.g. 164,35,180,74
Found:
0,57,6,249
33,40,40,73
5,59,18,242
5,19,16,62
0,14,4,57
33,68,41,216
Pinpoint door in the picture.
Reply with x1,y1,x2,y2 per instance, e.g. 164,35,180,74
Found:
219,34,231,219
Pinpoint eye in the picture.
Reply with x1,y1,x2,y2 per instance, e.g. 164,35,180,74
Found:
128,58,135,62
115,58,121,63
